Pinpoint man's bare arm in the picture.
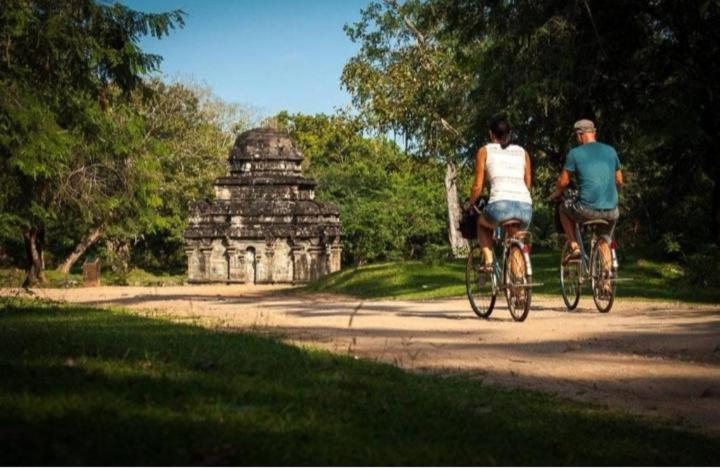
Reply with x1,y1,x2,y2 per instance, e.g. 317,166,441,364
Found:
550,169,571,200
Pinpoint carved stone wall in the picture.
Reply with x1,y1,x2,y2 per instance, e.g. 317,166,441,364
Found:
184,128,341,283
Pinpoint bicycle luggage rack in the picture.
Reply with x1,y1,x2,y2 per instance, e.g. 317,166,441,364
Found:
501,282,544,288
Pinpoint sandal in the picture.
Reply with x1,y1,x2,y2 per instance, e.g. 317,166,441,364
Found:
563,247,581,265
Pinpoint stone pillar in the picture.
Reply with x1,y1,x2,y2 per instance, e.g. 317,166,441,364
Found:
254,250,264,283
264,245,274,283
306,245,324,281
185,248,199,281
226,247,237,281
330,241,342,273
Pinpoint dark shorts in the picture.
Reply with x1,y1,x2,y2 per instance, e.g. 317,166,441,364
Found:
560,199,618,235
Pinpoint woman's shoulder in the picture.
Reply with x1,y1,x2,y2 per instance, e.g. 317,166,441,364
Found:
486,143,525,152
506,144,526,153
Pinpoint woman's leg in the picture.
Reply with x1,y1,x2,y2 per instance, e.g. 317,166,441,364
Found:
476,216,495,266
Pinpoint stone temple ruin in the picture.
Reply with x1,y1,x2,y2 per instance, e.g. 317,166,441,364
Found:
184,128,342,283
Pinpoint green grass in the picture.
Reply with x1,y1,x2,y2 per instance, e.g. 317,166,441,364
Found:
0,299,718,465
0,267,185,288
306,249,720,303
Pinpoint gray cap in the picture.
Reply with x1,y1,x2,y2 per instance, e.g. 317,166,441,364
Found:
573,119,596,133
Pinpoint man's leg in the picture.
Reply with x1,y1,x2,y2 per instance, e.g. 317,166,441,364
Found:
598,214,618,294
559,209,579,252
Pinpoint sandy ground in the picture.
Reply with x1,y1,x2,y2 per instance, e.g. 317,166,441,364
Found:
5,284,720,432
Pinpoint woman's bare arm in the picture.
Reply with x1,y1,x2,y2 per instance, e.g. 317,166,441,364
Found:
524,150,532,190
469,146,487,205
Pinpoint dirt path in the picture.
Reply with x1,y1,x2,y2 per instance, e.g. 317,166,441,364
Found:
8,285,720,432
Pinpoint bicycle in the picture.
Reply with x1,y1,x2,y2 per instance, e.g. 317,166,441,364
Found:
465,219,535,322
559,218,619,313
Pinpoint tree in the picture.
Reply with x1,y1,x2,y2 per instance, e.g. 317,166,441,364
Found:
127,80,253,272
275,111,447,264
53,93,164,274
342,0,475,257
0,0,184,285
54,79,253,275
344,0,720,252
439,0,720,247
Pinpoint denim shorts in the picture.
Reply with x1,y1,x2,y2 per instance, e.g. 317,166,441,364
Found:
481,200,533,229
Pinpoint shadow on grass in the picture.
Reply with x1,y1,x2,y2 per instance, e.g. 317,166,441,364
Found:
0,300,718,465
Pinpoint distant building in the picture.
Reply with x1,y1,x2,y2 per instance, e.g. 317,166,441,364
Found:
184,128,341,283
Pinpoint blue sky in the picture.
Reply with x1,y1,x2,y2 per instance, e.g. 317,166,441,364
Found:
122,0,370,117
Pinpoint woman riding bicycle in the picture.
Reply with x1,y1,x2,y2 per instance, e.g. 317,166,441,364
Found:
467,116,533,271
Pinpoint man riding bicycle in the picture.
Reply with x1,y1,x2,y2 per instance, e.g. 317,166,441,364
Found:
550,119,624,263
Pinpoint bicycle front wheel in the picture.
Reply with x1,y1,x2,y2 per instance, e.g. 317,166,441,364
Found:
590,238,615,313
503,244,531,322
560,241,581,310
465,245,496,318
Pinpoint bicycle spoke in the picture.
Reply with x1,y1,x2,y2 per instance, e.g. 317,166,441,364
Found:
560,241,581,310
504,244,531,322
465,246,496,318
591,239,615,313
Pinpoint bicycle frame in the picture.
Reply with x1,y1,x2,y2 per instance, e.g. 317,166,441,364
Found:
489,226,533,292
574,224,591,282
573,223,618,284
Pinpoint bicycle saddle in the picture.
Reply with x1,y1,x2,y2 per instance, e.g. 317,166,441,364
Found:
501,219,523,228
581,219,609,226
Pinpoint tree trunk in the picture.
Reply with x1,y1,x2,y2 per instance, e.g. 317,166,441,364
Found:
22,227,46,287
38,227,45,270
57,225,105,274
444,161,468,257
713,162,720,245
106,238,131,273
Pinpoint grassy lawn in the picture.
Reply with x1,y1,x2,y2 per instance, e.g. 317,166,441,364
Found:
0,267,185,288
0,299,718,465
305,249,720,303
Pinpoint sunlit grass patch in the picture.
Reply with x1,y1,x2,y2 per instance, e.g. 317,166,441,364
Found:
307,250,720,303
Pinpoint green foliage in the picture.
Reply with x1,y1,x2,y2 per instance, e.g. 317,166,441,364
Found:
343,0,720,255
342,0,472,160
275,112,447,264
0,0,185,281
1,300,718,465
0,267,185,288
127,79,252,272
421,243,454,265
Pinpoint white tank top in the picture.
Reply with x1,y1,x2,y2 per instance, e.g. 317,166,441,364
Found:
485,143,532,204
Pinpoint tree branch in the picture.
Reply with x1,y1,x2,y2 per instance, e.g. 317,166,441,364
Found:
382,0,462,140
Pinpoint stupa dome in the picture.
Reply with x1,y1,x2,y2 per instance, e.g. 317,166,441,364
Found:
230,128,303,162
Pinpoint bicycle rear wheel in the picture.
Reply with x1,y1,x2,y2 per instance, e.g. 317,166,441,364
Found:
590,238,615,313
560,241,581,310
503,244,531,322
465,245,496,318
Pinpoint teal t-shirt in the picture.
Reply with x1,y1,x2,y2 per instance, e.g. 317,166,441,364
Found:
564,142,621,210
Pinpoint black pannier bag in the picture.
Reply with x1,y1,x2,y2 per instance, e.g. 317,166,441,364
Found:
459,197,487,240
459,208,476,240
